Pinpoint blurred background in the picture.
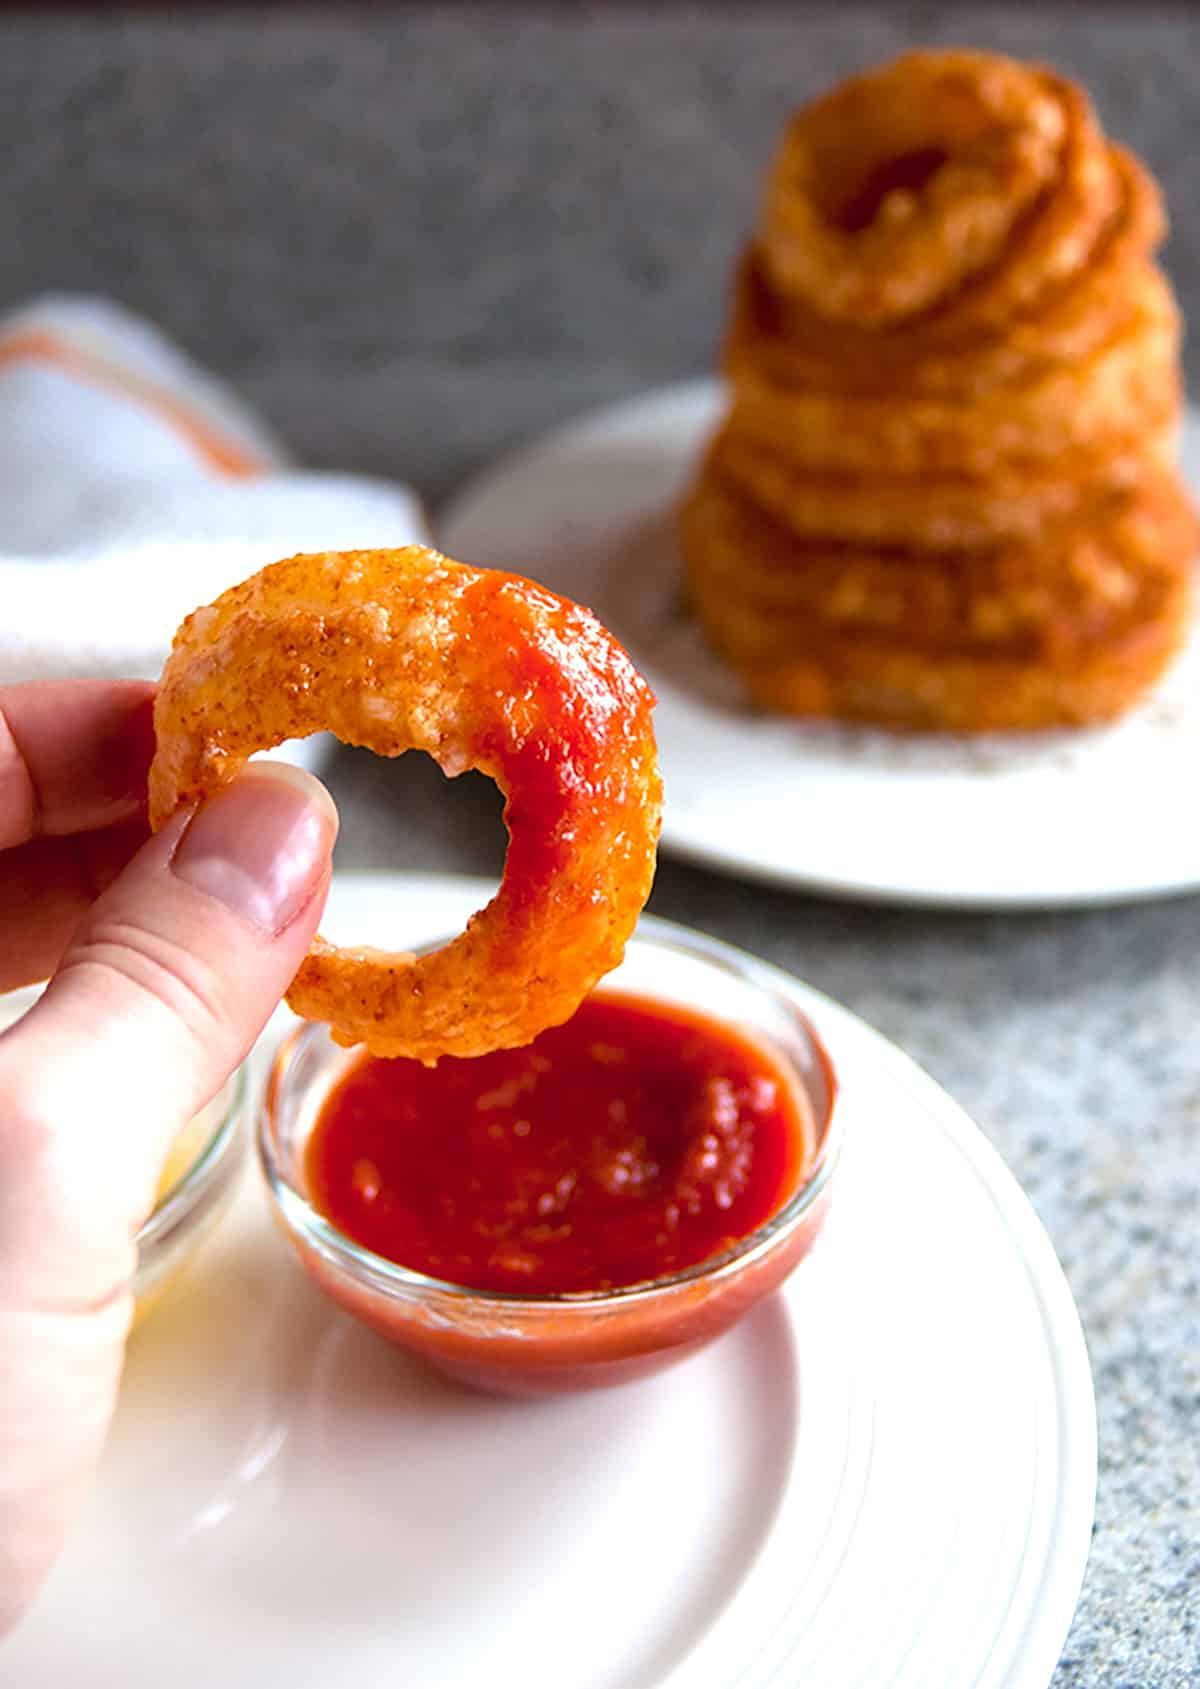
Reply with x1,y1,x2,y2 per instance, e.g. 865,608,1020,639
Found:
8,0,1193,868
3,2,1196,507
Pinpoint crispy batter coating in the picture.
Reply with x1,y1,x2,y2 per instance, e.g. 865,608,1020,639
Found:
150,547,662,1062
683,468,1195,669
683,486,1195,731
681,48,1197,733
734,149,1166,398
760,52,1092,326
726,269,1181,477
707,426,1174,551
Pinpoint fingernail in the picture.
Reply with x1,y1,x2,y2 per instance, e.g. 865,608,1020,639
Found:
171,762,339,934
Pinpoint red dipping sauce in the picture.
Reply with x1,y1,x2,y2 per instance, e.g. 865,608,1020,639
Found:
306,992,813,1297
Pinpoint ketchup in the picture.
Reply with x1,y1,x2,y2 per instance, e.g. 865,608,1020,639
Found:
305,992,813,1297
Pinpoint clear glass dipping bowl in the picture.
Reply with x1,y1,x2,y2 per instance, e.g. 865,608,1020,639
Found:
1,985,247,1325
132,1066,247,1325
259,920,841,1396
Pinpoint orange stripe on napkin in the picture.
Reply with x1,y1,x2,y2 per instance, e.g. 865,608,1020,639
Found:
0,329,266,479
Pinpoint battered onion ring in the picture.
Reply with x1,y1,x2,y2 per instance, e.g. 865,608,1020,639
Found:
708,426,1171,552
682,469,1195,651
680,47,1196,735
681,475,1196,730
725,611,1193,734
760,52,1114,327
149,547,662,1063
729,149,1165,398
726,274,1180,475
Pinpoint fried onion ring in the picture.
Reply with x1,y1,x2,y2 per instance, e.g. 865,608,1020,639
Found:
760,52,1115,328
680,48,1196,733
149,546,662,1062
726,270,1181,475
707,425,1174,552
682,468,1196,653
729,147,1166,399
681,471,1196,730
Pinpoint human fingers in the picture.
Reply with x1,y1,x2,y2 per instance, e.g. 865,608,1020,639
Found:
0,760,337,1634
0,817,150,991
0,681,155,849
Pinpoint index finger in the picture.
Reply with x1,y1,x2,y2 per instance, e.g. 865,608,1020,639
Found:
0,680,156,850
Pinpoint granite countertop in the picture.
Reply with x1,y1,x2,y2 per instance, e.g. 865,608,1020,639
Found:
3,5,1198,1683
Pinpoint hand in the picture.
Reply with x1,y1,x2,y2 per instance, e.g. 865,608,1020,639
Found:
0,680,338,1634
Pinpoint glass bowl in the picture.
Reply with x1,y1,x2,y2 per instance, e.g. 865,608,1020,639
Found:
258,921,841,1396
0,985,248,1325
131,1065,247,1326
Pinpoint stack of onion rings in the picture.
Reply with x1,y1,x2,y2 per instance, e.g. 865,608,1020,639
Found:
150,546,662,1062
681,49,1197,732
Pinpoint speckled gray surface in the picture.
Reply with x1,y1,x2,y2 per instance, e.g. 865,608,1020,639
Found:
4,5,1199,1684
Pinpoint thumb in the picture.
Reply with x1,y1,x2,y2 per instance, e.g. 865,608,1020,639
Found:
0,760,337,1633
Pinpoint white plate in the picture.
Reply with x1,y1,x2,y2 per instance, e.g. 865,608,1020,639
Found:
440,381,1200,908
10,874,1095,1689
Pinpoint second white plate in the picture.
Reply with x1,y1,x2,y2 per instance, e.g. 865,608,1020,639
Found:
441,380,1200,908
8,874,1096,1688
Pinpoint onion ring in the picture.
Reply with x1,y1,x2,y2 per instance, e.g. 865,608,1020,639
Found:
729,148,1166,399
707,425,1173,552
683,468,1195,649
681,472,1196,731
149,546,662,1062
681,48,1196,734
760,52,1114,328
725,272,1180,475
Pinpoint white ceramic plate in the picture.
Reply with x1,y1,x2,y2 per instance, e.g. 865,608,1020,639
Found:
10,874,1095,1689
440,382,1200,908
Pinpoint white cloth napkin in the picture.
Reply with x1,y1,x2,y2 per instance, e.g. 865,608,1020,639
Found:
0,297,429,757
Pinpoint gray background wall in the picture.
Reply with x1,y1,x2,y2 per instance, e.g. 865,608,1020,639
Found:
3,4,1196,502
